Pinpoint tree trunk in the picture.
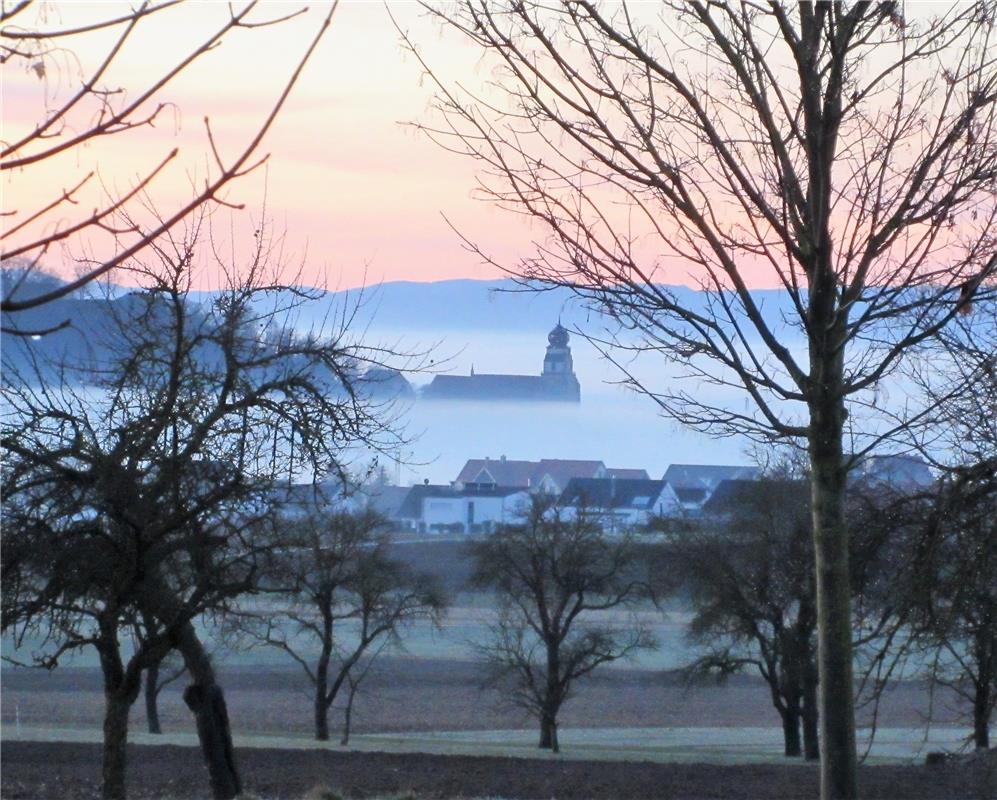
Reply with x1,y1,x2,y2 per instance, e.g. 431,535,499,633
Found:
144,663,162,735
175,623,241,800
803,657,821,761
341,684,357,746
102,693,132,800
781,708,803,758
315,694,330,742
974,680,991,750
810,410,858,799
539,710,559,753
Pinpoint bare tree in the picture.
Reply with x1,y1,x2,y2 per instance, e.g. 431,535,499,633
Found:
918,468,996,751
404,3,997,796
1,0,336,331
240,506,446,742
670,476,820,759
906,301,997,750
470,497,656,752
1,216,407,799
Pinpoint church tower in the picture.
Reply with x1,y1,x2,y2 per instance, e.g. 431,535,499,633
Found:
541,323,581,401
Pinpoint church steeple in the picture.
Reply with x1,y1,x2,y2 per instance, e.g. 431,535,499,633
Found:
543,322,573,376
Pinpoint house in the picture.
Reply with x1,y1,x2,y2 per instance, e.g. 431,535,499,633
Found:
453,456,609,494
557,477,682,532
422,324,581,402
454,457,540,490
531,459,607,494
673,486,710,513
396,483,530,535
852,453,935,491
662,463,762,492
700,478,771,516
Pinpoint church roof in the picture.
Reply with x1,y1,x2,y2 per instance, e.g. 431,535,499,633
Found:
423,373,578,402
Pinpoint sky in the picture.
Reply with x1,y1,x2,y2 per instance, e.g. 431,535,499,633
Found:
3,1,535,290
2,1,967,295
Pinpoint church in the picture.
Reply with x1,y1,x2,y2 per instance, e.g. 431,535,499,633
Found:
422,323,581,402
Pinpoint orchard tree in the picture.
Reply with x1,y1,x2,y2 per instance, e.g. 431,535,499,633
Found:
1,216,408,799
405,3,997,796
671,476,820,759
1,0,336,330
238,506,446,742
908,299,997,750
470,497,657,752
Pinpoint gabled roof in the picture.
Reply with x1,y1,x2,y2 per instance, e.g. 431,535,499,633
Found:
366,485,411,518
558,477,669,511
456,458,538,488
533,459,605,489
605,467,650,480
854,453,935,490
455,457,607,489
674,486,709,505
701,478,807,515
662,463,762,490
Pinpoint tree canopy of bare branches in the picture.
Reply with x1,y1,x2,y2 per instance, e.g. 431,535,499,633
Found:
405,3,997,797
235,506,447,742
1,0,337,332
671,476,820,760
470,497,657,753
1,213,410,800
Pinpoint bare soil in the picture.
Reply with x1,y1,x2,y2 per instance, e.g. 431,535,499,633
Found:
0,657,964,738
3,740,995,800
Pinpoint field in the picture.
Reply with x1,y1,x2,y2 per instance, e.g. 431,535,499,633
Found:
2,542,991,799
3,655,994,799
4,740,995,800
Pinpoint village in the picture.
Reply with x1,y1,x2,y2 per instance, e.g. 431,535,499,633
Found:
289,453,937,536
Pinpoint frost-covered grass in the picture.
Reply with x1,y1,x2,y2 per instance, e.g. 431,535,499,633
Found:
3,723,971,765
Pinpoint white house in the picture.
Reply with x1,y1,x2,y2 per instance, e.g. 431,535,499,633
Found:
396,483,530,534
557,477,683,532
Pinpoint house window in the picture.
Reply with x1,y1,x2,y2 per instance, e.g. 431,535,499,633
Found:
467,501,475,525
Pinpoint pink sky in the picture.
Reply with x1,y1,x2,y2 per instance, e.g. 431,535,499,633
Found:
8,2,945,293
3,2,542,290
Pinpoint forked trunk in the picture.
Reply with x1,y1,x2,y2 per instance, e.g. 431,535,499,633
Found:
144,662,162,735
810,403,858,799
102,693,132,800
176,623,241,800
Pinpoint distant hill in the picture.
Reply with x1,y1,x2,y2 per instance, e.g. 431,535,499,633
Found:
208,277,805,338
2,272,807,374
